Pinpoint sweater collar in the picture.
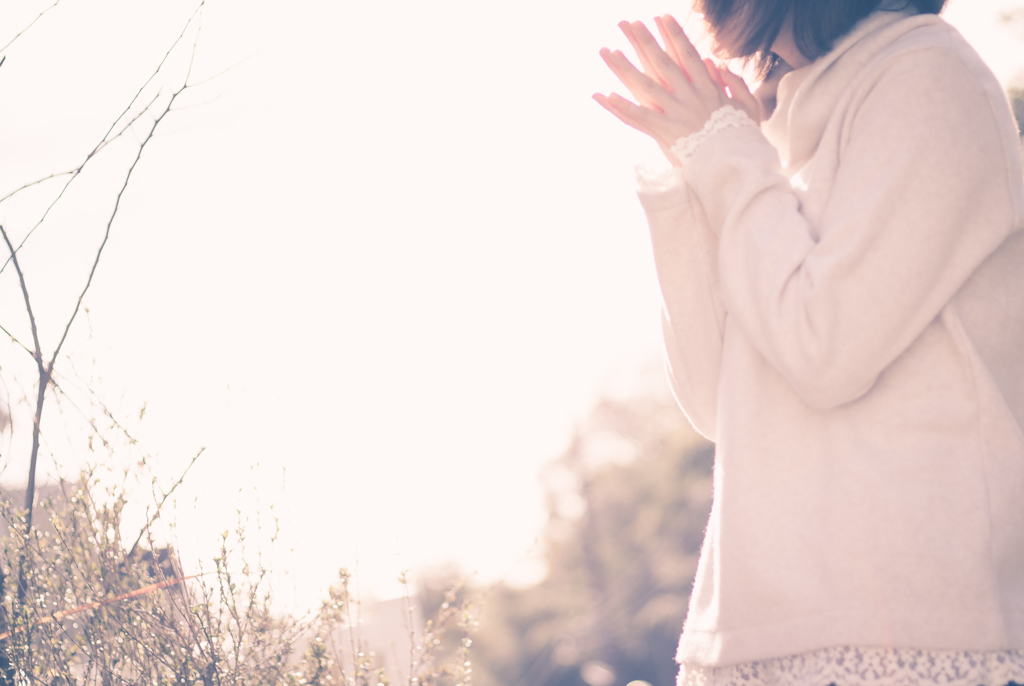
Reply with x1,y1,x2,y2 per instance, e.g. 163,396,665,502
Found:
762,8,942,174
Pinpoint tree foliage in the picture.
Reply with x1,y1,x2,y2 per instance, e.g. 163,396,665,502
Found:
1009,85,1024,138
471,384,714,686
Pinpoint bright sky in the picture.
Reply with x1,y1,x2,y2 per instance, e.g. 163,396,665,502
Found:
0,0,1020,611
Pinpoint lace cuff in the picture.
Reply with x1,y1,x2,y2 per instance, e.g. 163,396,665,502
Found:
636,106,757,194
669,106,758,170
636,159,686,194
677,646,1024,686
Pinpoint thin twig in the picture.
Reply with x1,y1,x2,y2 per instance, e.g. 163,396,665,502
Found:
0,228,43,377
86,89,162,161
0,0,61,55
46,377,111,451
0,226,47,536
47,94,177,376
168,91,225,114
0,170,73,206
186,50,257,90
0,89,162,277
91,2,203,155
127,447,206,559
0,322,33,357
0,1,204,274
183,4,204,87
0,574,204,641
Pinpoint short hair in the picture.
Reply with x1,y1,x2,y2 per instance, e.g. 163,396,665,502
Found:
697,0,948,74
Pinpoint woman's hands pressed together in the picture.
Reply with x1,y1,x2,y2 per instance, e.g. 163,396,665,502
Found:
594,15,760,165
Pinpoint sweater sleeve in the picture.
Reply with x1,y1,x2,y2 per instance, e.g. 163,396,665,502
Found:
683,47,1020,410
638,182,726,441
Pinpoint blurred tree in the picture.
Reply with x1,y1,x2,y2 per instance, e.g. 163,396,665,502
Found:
471,379,713,686
1002,6,1024,137
1008,85,1024,137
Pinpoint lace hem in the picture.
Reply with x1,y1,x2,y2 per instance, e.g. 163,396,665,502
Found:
669,105,757,169
678,646,1024,686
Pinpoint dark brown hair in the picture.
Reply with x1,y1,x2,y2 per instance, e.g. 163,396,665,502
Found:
697,0,948,75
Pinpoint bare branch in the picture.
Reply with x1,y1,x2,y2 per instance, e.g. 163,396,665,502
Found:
47,1,207,370
47,377,111,451
0,0,209,613
87,89,163,160
169,91,225,114
93,2,204,151
0,227,43,368
183,4,204,87
0,224,48,573
46,95,176,377
0,322,34,358
0,170,75,206
186,50,258,90
0,0,61,55
127,447,206,559
0,91,162,278
54,371,146,451
0,172,78,277
0,2,203,274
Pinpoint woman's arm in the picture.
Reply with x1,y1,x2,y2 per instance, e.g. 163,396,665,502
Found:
598,19,1022,411
685,47,1021,409
640,180,726,440
595,17,757,438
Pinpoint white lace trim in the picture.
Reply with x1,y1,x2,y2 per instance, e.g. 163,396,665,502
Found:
635,105,757,194
678,646,1024,686
669,106,758,169
635,159,686,194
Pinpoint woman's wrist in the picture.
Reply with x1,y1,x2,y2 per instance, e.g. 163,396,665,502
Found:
669,105,759,170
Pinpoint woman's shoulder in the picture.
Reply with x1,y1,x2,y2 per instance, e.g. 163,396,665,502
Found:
847,14,1018,145
851,14,1024,230
864,14,1004,100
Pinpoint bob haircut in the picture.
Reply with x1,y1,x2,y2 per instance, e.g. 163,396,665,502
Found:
696,0,948,75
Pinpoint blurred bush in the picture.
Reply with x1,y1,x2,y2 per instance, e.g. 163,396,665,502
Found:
471,383,713,686
0,469,476,685
1010,85,1024,138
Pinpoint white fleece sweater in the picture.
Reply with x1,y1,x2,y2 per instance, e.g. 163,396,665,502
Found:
637,9,1024,668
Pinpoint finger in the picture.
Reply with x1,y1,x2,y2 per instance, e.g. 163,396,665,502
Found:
593,92,649,133
659,14,719,98
719,66,761,122
607,28,663,110
618,20,669,89
599,47,671,113
704,58,726,91
592,92,667,144
654,15,687,77
626,20,692,97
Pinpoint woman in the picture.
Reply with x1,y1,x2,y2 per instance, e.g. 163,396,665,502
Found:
595,1,1024,685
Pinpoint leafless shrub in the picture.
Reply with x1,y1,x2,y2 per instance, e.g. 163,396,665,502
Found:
0,3,476,682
